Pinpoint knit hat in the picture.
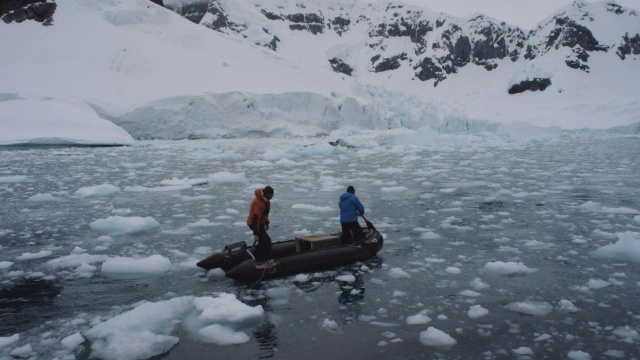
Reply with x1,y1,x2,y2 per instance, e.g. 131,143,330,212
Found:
347,186,355,194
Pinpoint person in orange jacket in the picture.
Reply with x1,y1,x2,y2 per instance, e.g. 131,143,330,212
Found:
247,186,274,260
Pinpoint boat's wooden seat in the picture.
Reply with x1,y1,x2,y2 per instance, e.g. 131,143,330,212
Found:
295,234,341,252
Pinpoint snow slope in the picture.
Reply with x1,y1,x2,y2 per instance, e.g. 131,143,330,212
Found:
0,0,639,142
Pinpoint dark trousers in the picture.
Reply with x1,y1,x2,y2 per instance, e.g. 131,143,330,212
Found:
341,222,364,245
248,224,272,260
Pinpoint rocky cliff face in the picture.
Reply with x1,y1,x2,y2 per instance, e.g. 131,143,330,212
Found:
1,0,56,25
168,0,639,94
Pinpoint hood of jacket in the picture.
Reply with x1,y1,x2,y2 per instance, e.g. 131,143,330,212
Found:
340,192,354,202
255,188,269,202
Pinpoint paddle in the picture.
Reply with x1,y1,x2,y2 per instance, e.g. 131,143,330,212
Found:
359,214,375,231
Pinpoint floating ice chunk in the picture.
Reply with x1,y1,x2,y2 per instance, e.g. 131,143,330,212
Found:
187,219,221,227
467,305,489,319
293,274,310,283
392,290,407,297
504,301,552,316
90,216,161,235
322,319,339,331
441,216,473,231
419,327,457,346
91,331,178,360
512,347,533,355
291,204,333,212
445,267,461,274
85,297,193,360
27,193,57,202
381,186,408,193
10,344,32,357
587,279,611,289
482,261,538,275
459,290,481,297
0,334,19,348
469,278,490,290
592,229,618,239
0,175,31,183
567,350,592,360
206,268,225,279
592,232,640,263
160,177,208,186
534,334,552,341
556,299,579,313
46,253,109,269
600,207,640,215
420,231,441,240
199,324,250,345
406,312,432,325
75,184,120,197
336,274,356,282
523,240,554,250
101,255,171,279
75,263,97,277
612,326,640,342
15,250,53,261
577,202,640,214
293,228,311,236
0,261,15,269
195,293,263,324
603,350,625,358
208,171,246,183
61,332,85,349
388,268,411,279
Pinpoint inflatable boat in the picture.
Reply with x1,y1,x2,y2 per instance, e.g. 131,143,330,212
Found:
196,218,383,283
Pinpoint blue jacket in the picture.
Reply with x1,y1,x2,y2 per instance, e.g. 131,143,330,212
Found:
339,192,365,223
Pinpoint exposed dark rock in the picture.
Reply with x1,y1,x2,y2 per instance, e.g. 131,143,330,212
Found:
524,44,537,60
166,1,208,24
330,16,350,35
374,53,407,72
473,30,508,62
369,17,432,43
329,57,353,76
264,35,280,51
546,17,607,53
508,78,552,94
286,13,323,24
565,59,590,71
261,10,282,21
617,33,640,59
414,57,446,86
289,23,323,34
449,35,471,67
371,54,381,64
149,0,164,7
1,0,56,25
606,3,625,15
436,18,446,28
203,1,246,33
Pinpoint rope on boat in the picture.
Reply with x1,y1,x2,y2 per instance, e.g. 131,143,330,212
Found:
253,259,278,283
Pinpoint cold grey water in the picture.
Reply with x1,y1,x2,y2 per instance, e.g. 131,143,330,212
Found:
1,136,639,360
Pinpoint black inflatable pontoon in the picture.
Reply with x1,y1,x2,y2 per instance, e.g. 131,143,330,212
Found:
197,218,383,283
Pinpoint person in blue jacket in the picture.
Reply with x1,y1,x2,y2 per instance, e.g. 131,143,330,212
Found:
339,185,365,245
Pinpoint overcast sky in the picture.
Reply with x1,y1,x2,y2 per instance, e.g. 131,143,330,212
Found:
396,0,640,29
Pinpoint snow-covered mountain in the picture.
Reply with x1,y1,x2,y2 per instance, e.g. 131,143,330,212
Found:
1,0,639,142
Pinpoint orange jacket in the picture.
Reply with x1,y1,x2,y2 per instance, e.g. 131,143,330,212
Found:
246,188,270,232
